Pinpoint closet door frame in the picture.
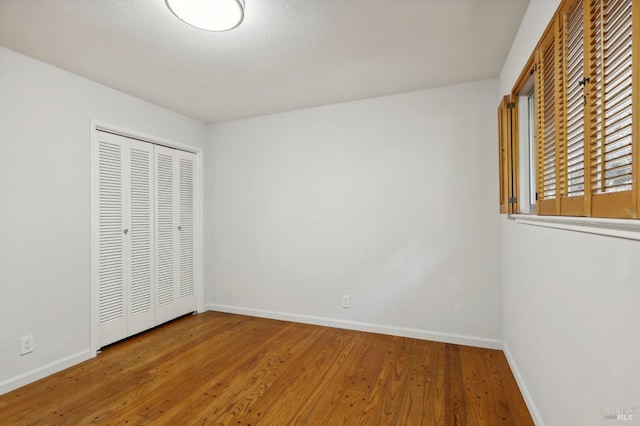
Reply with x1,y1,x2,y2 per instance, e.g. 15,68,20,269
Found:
90,120,204,355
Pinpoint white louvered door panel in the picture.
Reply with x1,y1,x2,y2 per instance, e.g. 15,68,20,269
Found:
97,136,126,347
155,148,176,324
175,151,196,315
97,132,155,347
155,146,196,324
126,140,155,336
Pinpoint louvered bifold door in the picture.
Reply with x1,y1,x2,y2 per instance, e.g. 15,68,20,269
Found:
155,146,196,324
125,138,155,336
176,151,196,314
561,0,589,215
97,134,126,347
97,132,155,347
588,0,636,218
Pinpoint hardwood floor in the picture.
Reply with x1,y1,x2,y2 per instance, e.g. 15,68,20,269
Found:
0,312,533,425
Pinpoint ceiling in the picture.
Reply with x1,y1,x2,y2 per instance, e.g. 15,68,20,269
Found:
0,0,530,123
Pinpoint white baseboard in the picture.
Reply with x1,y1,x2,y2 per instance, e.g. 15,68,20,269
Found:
0,350,94,396
503,342,545,426
205,303,503,350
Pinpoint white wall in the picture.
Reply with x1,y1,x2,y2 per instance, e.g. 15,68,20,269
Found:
205,79,503,348
499,0,559,96
0,46,206,394
502,221,640,425
499,1,640,425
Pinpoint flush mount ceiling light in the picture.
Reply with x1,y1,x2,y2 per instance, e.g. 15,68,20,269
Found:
165,0,245,32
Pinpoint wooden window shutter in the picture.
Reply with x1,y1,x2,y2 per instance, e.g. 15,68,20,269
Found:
536,24,563,215
560,0,588,215
510,0,637,219
587,0,635,218
498,96,508,213
498,95,519,214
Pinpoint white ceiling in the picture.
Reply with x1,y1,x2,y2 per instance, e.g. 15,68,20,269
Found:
0,0,529,123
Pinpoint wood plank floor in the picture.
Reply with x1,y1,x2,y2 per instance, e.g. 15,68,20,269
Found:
0,312,533,425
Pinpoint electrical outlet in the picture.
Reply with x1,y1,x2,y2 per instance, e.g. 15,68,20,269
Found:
342,294,350,309
21,335,33,355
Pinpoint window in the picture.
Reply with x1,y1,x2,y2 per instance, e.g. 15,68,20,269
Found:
516,79,537,214
503,59,536,215
528,93,537,209
500,0,637,219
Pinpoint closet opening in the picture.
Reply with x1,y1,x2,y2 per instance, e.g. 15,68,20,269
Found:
90,124,203,353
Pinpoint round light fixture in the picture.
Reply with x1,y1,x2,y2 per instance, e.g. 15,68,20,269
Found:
165,0,245,32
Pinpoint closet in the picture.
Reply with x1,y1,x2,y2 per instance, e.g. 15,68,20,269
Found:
95,130,196,348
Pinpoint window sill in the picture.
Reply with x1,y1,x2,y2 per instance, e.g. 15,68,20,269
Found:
510,214,640,241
